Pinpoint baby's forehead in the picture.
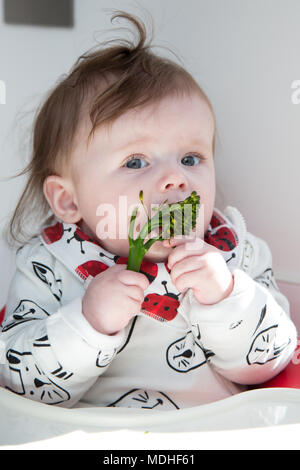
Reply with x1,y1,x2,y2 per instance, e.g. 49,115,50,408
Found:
89,91,214,136
69,91,215,170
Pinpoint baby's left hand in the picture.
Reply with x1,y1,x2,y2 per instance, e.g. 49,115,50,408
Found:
162,236,234,305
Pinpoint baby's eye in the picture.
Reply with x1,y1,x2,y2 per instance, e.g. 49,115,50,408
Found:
124,155,148,169
181,154,202,166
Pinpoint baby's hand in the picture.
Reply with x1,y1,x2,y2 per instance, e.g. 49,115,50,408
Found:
163,236,234,305
82,264,150,335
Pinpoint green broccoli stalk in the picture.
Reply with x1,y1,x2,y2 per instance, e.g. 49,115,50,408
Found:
127,190,200,272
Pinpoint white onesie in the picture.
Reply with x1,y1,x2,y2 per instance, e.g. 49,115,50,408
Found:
0,206,297,409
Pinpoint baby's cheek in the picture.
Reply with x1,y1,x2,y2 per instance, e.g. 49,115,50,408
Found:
101,238,130,257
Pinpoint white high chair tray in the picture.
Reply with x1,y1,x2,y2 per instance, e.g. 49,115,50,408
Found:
1,386,300,449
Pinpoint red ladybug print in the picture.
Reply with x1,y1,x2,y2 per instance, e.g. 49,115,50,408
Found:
210,213,226,229
42,222,71,244
99,252,128,265
0,305,6,325
67,228,100,254
42,222,102,254
141,280,180,322
75,261,109,281
100,253,158,284
138,260,158,284
205,226,238,251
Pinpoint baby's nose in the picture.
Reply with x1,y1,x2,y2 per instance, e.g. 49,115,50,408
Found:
157,170,188,193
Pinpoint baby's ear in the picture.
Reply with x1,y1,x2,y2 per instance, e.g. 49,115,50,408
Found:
43,175,81,224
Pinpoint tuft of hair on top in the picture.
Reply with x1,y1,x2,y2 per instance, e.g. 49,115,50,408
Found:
3,9,216,249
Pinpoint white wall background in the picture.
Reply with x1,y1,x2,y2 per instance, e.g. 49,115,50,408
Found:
0,0,299,316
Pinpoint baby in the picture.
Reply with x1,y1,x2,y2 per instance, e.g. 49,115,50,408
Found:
0,12,297,409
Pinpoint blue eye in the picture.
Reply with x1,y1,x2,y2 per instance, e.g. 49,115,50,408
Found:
181,154,201,166
124,155,148,169
124,153,203,169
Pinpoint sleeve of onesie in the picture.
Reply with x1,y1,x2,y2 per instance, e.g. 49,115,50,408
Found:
188,232,298,385
0,240,127,408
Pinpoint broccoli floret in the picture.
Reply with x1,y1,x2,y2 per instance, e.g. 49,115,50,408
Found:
127,190,200,272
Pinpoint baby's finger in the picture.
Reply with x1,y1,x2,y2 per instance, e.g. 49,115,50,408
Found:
170,255,203,285
163,229,196,245
118,269,150,291
167,239,206,270
163,234,204,251
125,285,145,303
173,269,203,293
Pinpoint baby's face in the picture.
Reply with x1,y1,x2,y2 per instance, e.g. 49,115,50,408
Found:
69,92,216,262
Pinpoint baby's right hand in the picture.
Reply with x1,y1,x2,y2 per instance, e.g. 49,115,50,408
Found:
82,264,150,335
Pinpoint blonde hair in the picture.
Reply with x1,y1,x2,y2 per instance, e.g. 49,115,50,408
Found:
4,10,216,249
